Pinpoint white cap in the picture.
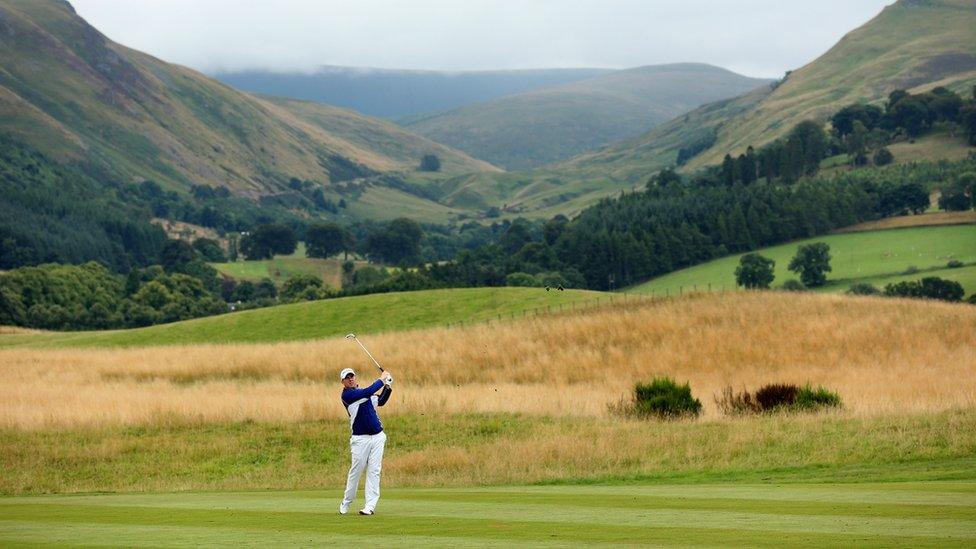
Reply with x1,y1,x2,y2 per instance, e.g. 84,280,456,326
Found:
339,368,356,381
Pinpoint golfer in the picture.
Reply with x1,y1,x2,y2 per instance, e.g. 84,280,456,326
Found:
338,367,392,515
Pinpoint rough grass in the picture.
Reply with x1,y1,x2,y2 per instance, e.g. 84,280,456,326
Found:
1,292,973,429
2,410,975,495
0,287,606,349
626,225,976,295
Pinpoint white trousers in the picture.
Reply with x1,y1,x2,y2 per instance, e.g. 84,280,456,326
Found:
342,431,386,512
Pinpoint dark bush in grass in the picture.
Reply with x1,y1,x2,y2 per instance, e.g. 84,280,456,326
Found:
947,259,964,268
847,283,880,295
754,383,799,410
780,279,806,292
967,294,976,305
610,377,702,419
795,384,842,410
714,386,760,415
714,383,843,416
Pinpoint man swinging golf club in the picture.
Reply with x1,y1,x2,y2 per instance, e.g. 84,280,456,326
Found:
338,366,392,515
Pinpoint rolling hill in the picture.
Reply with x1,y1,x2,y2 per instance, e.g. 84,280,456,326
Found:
562,0,976,180
213,66,612,119
0,287,605,348
402,64,771,170
0,0,495,199
625,224,976,296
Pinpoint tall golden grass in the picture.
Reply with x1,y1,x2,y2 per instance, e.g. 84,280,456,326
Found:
1,292,974,429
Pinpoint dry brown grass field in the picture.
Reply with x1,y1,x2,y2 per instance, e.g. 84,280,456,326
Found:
2,292,974,431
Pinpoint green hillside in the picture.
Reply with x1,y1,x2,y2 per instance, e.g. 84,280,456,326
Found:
564,0,976,180
0,0,494,198
626,224,976,295
404,64,770,170
0,287,605,348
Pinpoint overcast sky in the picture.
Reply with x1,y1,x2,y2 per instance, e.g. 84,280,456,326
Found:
70,0,893,78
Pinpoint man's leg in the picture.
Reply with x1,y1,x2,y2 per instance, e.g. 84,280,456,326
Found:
341,436,368,512
362,431,387,513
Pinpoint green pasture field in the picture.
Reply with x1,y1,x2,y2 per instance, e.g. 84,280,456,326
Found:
626,225,976,296
209,243,366,289
0,287,605,349
2,480,975,547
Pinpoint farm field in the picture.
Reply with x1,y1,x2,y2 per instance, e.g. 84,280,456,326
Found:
0,287,605,349
2,478,976,547
626,225,976,296
209,243,364,288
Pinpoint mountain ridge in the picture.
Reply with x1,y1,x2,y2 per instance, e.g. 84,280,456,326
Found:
0,0,496,201
401,63,772,170
561,0,976,179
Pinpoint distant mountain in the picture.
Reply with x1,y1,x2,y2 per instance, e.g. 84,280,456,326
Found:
212,67,612,119
442,0,976,220
402,64,772,170
565,0,976,178
0,0,495,199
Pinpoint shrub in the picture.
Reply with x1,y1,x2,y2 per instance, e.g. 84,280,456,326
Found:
754,383,799,410
419,154,441,172
780,279,806,292
846,283,880,295
794,384,842,410
611,377,702,419
903,265,919,275
947,259,964,268
968,294,976,305
713,382,842,415
714,386,760,415
884,277,965,302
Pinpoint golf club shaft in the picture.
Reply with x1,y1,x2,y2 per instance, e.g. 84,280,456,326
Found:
353,337,384,373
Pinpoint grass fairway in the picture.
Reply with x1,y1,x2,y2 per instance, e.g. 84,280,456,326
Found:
626,225,976,295
2,481,975,547
0,287,605,349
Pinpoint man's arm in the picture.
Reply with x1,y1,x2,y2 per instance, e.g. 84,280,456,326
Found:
342,379,384,402
377,386,392,406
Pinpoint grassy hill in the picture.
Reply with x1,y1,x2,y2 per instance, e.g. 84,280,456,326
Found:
0,0,494,199
0,287,605,348
626,224,976,295
214,66,612,119
563,0,976,180
403,64,771,170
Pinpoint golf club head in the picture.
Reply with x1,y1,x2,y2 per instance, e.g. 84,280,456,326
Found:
345,333,356,339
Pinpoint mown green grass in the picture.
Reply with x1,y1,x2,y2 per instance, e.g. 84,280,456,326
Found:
0,288,605,349
626,225,976,296
2,480,975,547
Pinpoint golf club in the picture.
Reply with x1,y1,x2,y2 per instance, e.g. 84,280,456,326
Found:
345,333,384,373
